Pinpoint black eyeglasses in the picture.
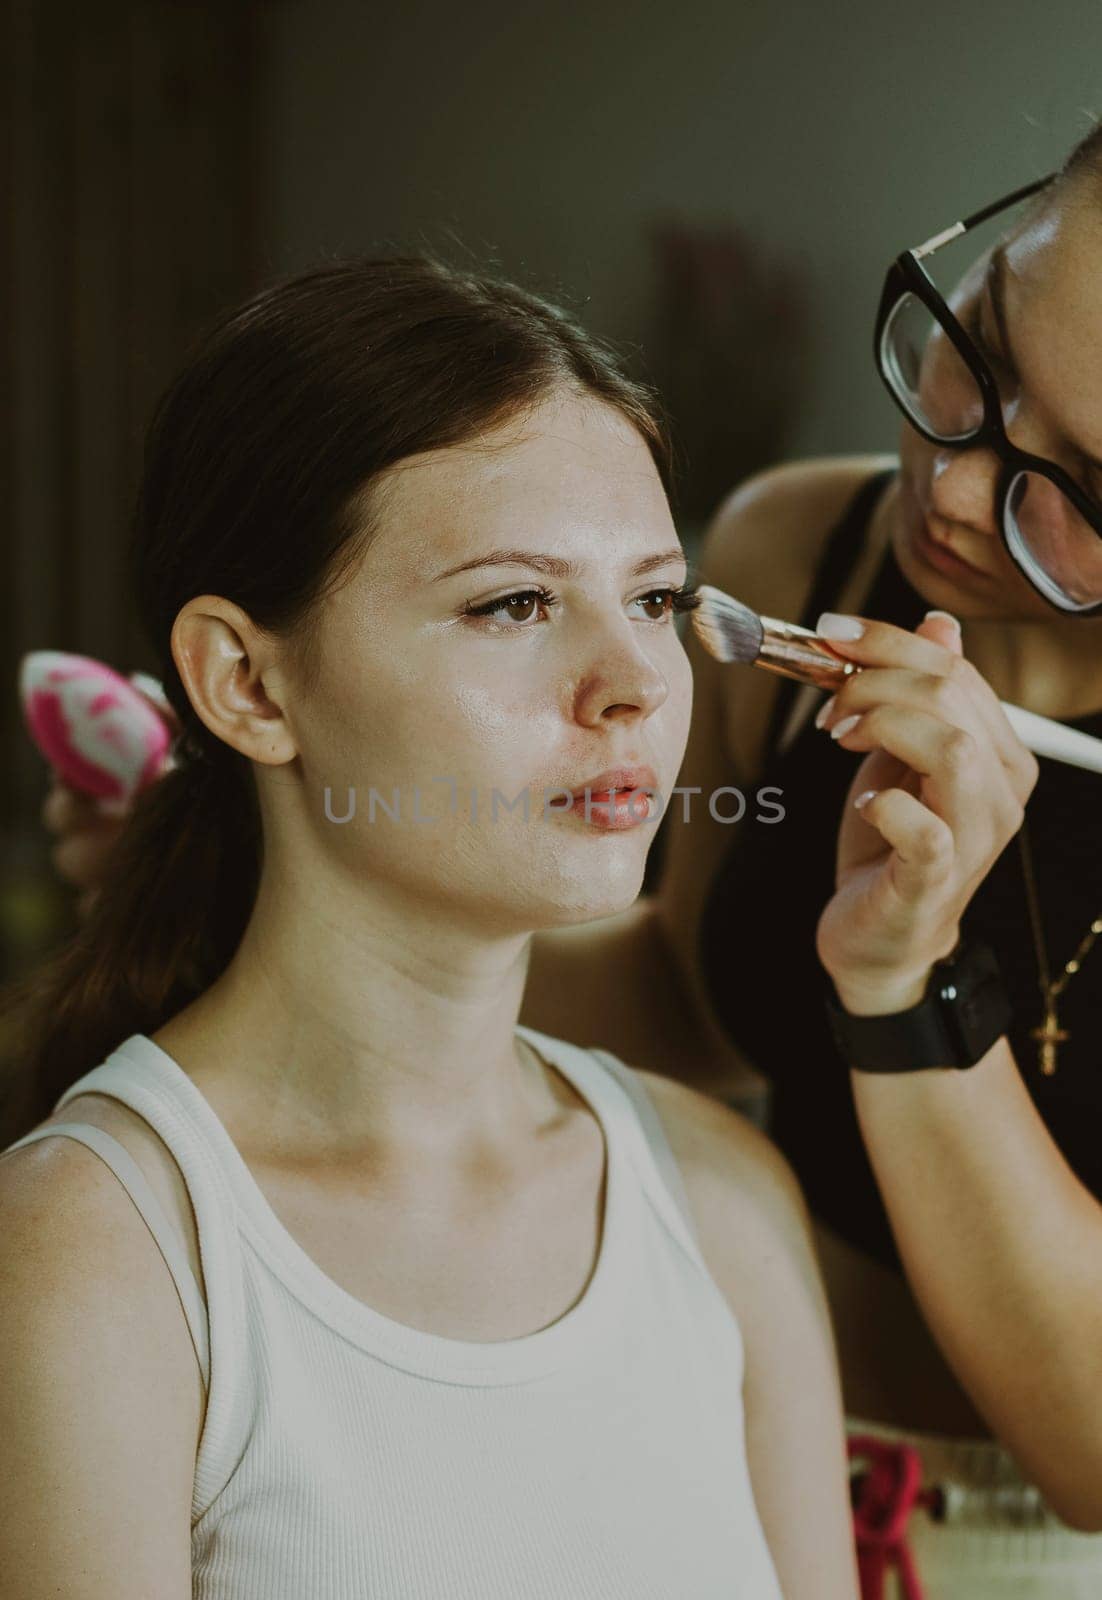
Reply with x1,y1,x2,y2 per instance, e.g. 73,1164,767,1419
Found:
875,174,1102,615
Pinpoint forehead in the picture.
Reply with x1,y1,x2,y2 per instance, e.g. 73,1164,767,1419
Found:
1002,187,1102,448
366,392,673,578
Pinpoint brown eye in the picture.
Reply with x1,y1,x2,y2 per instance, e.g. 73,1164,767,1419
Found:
638,590,673,620
464,587,555,626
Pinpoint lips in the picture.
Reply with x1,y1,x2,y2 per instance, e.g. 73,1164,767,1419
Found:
920,521,996,580
900,472,998,583
568,766,658,800
907,491,996,581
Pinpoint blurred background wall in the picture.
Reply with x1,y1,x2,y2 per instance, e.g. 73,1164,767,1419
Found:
261,0,1102,459
2,0,1101,973
2,0,264,963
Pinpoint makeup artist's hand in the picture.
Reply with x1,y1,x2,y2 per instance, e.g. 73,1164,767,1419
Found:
813,610,1038,1016
40,672,177,917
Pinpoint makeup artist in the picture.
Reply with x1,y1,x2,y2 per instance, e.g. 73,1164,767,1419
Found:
33,127,1102,1597
529,125,1102,1598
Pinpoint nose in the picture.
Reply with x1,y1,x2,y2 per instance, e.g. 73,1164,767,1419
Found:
572,630,670,727
927,384,1046,536
927,442,1002,535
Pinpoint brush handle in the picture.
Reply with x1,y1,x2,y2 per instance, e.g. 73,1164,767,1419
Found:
755,622,1102,775
757,616,858,690
999,703,1102,775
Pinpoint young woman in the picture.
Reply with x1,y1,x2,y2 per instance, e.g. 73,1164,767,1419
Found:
0,259,861,1597
524,126,1102,1596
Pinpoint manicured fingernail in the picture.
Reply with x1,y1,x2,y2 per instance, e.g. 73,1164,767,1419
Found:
815,695,836,730
924,609,961,634
128,670,167,700
831,714,862,741
854,789,878,811
817,613,865,641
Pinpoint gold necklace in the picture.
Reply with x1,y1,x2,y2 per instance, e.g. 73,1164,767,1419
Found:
1017,820,1102,1076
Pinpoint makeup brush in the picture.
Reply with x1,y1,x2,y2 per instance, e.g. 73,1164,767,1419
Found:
690,583,1102,777
690,585,861,690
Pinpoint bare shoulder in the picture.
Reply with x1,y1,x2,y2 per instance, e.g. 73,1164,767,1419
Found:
0,1133,200,1594
695,454,896,783
35,1089,205,1294
0,1128,206,1430
627,1066,836,1350
631,1069,810,1251
699,454,896,615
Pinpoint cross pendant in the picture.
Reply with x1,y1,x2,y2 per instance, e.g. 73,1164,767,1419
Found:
1031,1011,1069,1077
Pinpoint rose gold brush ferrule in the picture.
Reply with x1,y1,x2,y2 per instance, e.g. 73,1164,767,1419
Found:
757,616,861,689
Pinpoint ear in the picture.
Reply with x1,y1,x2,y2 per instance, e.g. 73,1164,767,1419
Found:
171,595,298,766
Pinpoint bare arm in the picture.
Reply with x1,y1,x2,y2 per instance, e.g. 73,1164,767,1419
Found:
815,611,1102,1527
851,1042,1102,1530
641,1071,859,1598
0,1139,202,1596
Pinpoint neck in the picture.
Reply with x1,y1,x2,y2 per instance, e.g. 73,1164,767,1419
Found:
959,614,1102,721
156,849,551,1157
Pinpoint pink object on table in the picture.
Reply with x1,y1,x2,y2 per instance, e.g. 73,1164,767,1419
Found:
19,651,173,805
849,1433,937,1600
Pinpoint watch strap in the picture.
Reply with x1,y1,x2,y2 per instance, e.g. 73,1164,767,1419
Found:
825,941,1013,1073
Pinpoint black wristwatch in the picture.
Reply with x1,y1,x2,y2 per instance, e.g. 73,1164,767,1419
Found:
825,940,1014,1073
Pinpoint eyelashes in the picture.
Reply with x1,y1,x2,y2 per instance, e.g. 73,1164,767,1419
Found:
961,302,1102,495
462,582,702,628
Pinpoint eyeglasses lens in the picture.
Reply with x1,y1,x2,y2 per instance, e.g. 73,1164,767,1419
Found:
881,293,985,442
1004,470,1102,610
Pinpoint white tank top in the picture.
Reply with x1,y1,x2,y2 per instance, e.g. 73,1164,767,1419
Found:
3,1025,782,1600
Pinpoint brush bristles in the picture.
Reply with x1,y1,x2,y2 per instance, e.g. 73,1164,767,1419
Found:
690,584,764,665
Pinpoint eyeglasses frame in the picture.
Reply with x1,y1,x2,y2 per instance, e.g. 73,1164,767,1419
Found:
873,173,1102,615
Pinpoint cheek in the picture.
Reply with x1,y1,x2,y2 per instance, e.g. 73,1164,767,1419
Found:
898,425,930,486
287,657,441,822
663,649,693,763
451,681,545,751
447,680,566,804
400,670,572,819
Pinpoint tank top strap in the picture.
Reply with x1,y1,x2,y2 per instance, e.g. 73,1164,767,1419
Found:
516,1025,703,1271
763,465,896,760
0,1121,210,1390
583,1048,699,1247
49,1035,255,1521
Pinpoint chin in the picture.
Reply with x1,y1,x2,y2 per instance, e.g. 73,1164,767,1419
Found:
901,536,1057,622
529,860,649,930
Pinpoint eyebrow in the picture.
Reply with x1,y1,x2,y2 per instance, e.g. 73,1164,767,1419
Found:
432,547,689,582
991,244,1023,385
986,246,1018,374
987,246,1102,477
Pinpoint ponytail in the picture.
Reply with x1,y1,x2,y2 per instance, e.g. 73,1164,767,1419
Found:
0,750,259,1144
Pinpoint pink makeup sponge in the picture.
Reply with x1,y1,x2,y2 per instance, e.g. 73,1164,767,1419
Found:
19,651,173,804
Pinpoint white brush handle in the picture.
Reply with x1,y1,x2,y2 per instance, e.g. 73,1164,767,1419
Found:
1000,702,1102,774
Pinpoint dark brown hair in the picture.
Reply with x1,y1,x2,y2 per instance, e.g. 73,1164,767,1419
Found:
2,256,670,1142
1063,119,1102,182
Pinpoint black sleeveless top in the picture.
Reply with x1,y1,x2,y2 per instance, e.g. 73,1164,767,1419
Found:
698,469,1102,1268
